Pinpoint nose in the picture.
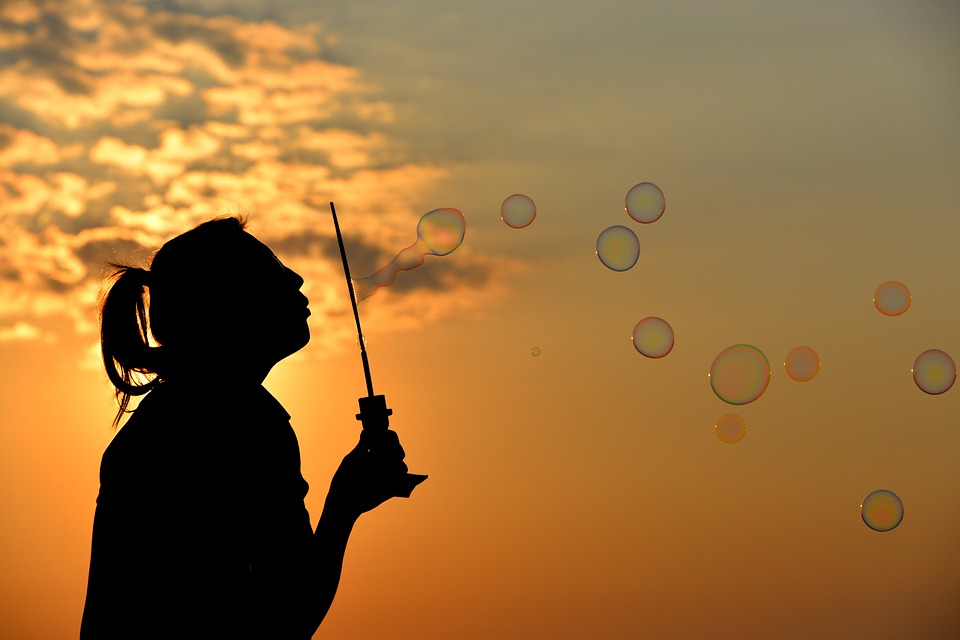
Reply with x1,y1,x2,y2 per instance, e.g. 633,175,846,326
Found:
285,268,309,311
285,267,305,290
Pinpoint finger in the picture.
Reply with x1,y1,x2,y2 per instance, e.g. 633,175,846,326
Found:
358,428,400,448
392,473,428,498
382,430,405,460
361,430,407,461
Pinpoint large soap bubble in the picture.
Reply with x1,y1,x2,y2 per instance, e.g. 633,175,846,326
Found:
501,194,537,229
596,225,640,271
632,317,674,359
709,344,771,405
912,349,956,395
625,182,665,224
861,489,904,532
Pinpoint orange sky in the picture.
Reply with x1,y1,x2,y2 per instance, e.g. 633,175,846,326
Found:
1,1,958,638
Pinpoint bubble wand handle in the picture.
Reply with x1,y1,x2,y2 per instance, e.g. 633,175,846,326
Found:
329,202,393,430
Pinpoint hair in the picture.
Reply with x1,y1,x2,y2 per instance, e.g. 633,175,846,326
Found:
99,216,248,427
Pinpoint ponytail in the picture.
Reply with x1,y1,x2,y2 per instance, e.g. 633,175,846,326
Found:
98,215,251,427
99,264,163,427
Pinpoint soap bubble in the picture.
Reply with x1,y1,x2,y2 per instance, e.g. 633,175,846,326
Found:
912,349,956,395
861,489,904,532
531,346,541,357
874,281,911,316
596,225,640,271
353,208,466,301
715,413,746,444
625,182,665,224
632,317,674,358
784,346,820,382
501,194,537,229
417,208,466,255
709,344,771,405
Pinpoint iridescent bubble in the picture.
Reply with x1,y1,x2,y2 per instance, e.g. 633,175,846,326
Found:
353,208,465,301
861,489,904,532
912,349,956,395
625,182,665,224
709,344,771,405
501,194,537,229
715,413,746,444
874,281,911,316
417,208,466,255
784,346,820,382
596,225,640,271
632,317,674,359
531,346,541,357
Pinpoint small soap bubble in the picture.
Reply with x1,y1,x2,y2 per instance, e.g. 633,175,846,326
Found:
912,349,956,395
531,346,541,357
596,225,640,271
874,281,911,316
715,413,746,444
625,182,665,224
784,346,820,382
632,317,674,359
709,344,771,405
501,194,536,229
861,489,904,532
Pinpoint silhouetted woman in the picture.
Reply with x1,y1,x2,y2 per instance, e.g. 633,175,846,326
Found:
81,217,424,639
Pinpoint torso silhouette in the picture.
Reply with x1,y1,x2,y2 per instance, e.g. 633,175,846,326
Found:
81,380,316,639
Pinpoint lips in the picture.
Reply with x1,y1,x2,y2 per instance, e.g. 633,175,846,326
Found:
299,293,310,317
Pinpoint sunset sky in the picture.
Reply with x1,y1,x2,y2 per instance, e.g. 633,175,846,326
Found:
1,1,958,638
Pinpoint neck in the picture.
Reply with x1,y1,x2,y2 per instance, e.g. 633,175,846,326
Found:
163,344,277,387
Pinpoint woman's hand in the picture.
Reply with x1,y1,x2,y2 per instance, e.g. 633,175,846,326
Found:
325,429,427,519
311,429,426,630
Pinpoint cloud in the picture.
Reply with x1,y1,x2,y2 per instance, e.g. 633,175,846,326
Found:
0,0,501,359
0,320,56,343
0,124,75,166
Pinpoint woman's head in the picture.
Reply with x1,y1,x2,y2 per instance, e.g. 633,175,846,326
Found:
100,216,310,425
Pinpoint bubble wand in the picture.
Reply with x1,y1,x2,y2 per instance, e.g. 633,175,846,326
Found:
331,202,427,495
329,201,392,429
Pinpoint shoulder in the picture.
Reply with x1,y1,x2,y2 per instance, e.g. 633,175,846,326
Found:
100,382,294,478
98,385,183,497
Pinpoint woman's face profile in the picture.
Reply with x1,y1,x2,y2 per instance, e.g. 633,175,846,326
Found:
147,223,312,379
221,233,311,367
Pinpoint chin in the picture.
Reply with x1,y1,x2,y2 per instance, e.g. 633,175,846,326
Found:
287,323,311,355
265,317,310,363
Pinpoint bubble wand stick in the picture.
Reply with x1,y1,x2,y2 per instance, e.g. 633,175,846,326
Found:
329,201,391,428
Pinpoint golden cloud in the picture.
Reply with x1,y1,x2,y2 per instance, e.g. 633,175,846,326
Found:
0,320,56,343
0,0,503,359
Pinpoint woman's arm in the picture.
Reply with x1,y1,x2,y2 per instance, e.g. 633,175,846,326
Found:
304,498,358,632
302,429,426,634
